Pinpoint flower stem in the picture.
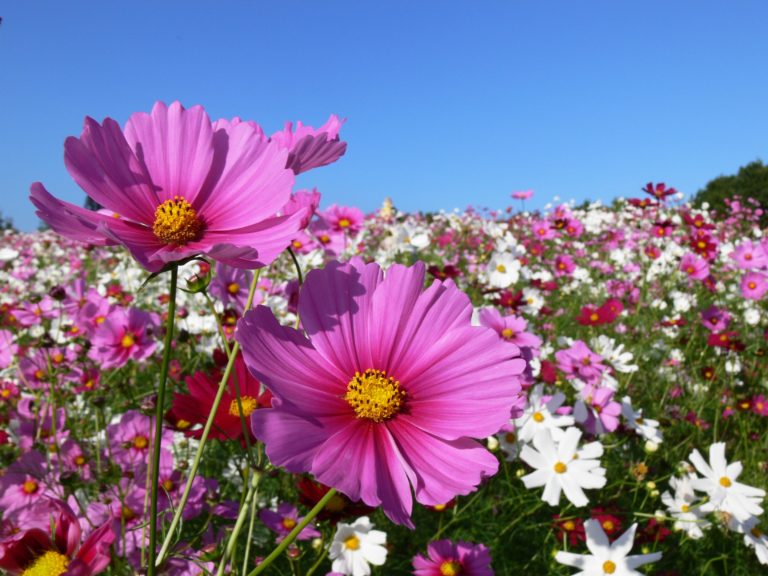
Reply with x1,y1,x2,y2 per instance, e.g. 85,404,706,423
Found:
216,468,262,576
155,269,261,568
148,265,178,576
247,488,338,576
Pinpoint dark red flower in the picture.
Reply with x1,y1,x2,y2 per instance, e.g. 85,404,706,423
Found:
642,182,677,201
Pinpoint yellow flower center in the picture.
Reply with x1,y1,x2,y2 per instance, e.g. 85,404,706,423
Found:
338,218,351,228
590,313,599,322
1,389,10,398
52,353,64,364
227,282,240,295
749,282,757,290
532,411,545,423
22,480,39,494
440,561,462,576
562,520,576,531
21,551,69,576
133,435,149,450
176,419,191,429
504,432,516,443
345,369,406,422
228,396,259,417
719,476,732,488
752,526,763,538
282,517,297,530
680,504,690,513
152,196,203,245
74,455,86,467
501,328,514,339
496,264,507,273
602,520,614,531
121,333,135,348
554,461,567,474
95,316,106,324
602,560,616,574
343,535,360,550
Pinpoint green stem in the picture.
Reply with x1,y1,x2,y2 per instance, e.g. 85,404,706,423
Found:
247,489,337,576
216,469,262,576
155,270,261,567
148,265,178,576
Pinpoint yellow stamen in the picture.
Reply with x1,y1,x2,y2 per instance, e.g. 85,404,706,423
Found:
162,479,175,492
121,333,135,348
343,535,360,550
153,196,202,245
501,328,514,339
74,455,86,467
176,419,191,429
133,435,149,450
345,369,406,422
496,264,507,273
680,504,690,513
338,218,351,228
719,476,732,488
532,411,545,423
504,432,516,443
562,520,576,531
602,520,614,531
22,480,39,494
602,560,616,574
227,282,240,295
554,461,567,474
282,517,297,530
21,550,69,576
228,396,259,417
440,561,462,576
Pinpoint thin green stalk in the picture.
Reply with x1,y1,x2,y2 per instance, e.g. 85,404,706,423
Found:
241,454,263,574
216,469,262,576
155,270,261,567
148,265,179,576
247,489,338,576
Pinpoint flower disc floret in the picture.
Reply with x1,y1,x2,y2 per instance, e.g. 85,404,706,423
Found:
228,395,259,417
345,369,406,422
152,196,202,245
21,551,69,576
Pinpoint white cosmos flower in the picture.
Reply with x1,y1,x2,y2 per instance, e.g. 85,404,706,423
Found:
486,252,521,288
661,474,710,539
329,516,387,576
729,516,768,565
621,396,663,444
592,336,638,374
520,427,606,507
514,384,574,443
555,521,662,576
689,442,766,522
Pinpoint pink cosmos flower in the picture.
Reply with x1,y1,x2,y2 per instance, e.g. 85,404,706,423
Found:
88,306,158,369
574,384,622,435
259,502,321,543
412,539,494,575
741,272,768,300
236,259,526,526
208,262,254,314
511,190,534,200
730,240,767,270
30,101,342,272
555,341,607,384
0,498,114,576
477,308,542,352
318,204,366,235
701,305,731,332
679,253,709,281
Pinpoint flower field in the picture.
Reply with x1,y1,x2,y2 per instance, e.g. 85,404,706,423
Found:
1,103,768,575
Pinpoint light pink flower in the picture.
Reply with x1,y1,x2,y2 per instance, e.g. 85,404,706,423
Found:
237,259,526,526
30,101,340,272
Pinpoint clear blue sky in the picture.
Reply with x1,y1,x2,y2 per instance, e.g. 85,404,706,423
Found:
2,1,767,231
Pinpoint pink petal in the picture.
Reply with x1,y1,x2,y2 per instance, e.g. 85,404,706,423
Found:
64,117,157,223
30,183,116,246
123,101,214,206
388,418,498,506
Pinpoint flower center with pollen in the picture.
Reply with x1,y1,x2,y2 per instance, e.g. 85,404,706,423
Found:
228,396,259,417
153,196,202,245
602,560,616,574
440,561,462,576
345,369,406,422
21,551,69,576
343,535,360,550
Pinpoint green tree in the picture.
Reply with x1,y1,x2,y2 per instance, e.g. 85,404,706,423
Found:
692,159,768,218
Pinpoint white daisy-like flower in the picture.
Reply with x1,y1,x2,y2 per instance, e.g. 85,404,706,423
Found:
729,516,768,565
520,427,606,507
661,475,710,539
486,252,521,288
496,426,522,462
514,384,574,443
689,442,766,522
621,396,663,445
555,520,662,575
592,335,638,374
328,516,387,576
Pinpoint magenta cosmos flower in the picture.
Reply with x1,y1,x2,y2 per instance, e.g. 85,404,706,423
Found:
30,101,344,272
236,259,526,526
412,540,494,576
0,497,114,576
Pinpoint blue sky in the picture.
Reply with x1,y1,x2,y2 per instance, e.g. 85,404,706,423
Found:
2,1,767,231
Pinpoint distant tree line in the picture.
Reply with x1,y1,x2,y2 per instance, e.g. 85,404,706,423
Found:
691,160,768,224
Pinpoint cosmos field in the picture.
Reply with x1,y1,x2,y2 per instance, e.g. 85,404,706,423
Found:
1,102,767,575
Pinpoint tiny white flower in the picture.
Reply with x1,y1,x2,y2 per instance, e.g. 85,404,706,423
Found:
661,475,710,539
514,384,574,443
520,427,606,507
555,520,662,575
486,252,521,288
329,516,387,576
621,396,663,444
